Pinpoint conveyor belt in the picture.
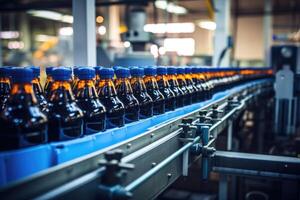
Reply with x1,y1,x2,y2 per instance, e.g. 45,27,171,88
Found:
0,79,276,200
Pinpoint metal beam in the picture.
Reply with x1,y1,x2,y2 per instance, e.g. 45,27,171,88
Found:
72,0,96,66
213,151,300,179
263,0,272,66
213,0,231,67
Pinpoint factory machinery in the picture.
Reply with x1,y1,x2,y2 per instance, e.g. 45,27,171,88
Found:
0,64,300,200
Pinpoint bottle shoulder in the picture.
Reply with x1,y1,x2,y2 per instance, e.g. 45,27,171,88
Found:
77,97,106,115
117,93,139,106
0,105,48,126
99,95,125,112
48,101,83,119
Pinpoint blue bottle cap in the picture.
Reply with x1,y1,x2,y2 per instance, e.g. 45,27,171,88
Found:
167,67,176,75
191,67,198,73
94,66,103,74
130,67,144,77
98,68,114,79
144,67,157,76
46,67,55,76
176,67,185,75
0,67,12,78
51,67,72,81
76,67,95,80
196,67,204,73
73,66,81,77
201,67,211,72
185,67,192,74
157,67,167,75
113,66,123,71
28,66,40,78
115,67,130,78
11,67,33,83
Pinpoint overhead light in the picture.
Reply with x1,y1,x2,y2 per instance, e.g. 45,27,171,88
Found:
0,31,19,39
163,38,195,56
155,0,168,9
158,47,166,55
7,41,24,49
98,26,106,35
144,23,195,34
166,3,187,14
35,34,57,42
198,21,216,30
155,0,187,15
59,27,73,36
124,41,131,48
28,10,73,23
96,16,104,24
150,45,159,58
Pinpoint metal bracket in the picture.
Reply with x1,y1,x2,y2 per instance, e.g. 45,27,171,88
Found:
178,118,198,177
98,150,134,200
225,96,240,112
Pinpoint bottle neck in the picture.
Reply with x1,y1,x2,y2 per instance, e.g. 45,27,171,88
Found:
48,80,75,102
168,74,177,80
177,74,186,79
131,76,147,92
32,78,43,94
0,77,11,93
46,76,53,83
9,82,37,105
168,75,179,87
115,77,133,94
156,75,170,87
144,75,159,90
98,78,117,97
0,77,10,83
74,79,98,99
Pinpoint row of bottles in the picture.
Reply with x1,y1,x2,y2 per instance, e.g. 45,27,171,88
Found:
0,66,273,150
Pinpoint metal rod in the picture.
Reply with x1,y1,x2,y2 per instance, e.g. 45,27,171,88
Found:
227,120,233,150
182,150,189,176
125,136,200,192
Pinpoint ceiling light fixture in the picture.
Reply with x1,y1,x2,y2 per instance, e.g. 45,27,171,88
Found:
35,34,57,42
0,31,19,39
96,16,104,24
28,10,73,24
163,38,195,56
144,23,195,34
98,26,106,35
155,0,187,15
59,27,73,36
198,21,216,30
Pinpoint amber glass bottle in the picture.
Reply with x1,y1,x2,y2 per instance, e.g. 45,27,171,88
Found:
167,67,185,108
0,67,48,150
156,67,176,111
184,67,199,103
143,66,165,115
73,67,106,134
29,66,48,113
47,67,84,141
115,67,140,123
130,67,153,119
97,68,125,128
176,67,192,106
